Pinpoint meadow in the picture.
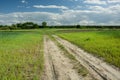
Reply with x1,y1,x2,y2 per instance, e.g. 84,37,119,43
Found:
58,30,120,68
0,29,120,80
0,31,44,80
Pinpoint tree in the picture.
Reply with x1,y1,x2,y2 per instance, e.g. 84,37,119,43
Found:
42,21,47,28
16,23,23,29
17,22,39,29
76,25,81,28
9,24,17,30
33,23,39,28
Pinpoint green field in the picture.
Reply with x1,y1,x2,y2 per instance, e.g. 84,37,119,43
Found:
0,31,44,80
58,30,120,68
0,29,120,79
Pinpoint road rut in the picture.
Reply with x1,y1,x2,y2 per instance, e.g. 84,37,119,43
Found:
42,36,82,80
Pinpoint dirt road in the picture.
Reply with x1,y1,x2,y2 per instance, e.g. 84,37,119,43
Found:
53,35,120,80
42,36,83,80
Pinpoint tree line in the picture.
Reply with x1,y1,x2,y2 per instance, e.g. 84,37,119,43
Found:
0,22,120,30
0,22,47,30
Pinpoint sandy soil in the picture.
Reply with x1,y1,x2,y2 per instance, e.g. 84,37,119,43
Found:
42,36,83,80
53,35,120,80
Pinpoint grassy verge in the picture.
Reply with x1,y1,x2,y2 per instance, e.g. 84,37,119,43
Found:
58,30,120,68
0,31,44,80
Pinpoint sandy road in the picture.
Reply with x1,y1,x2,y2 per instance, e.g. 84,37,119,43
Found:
53,35,120,80
42,36,83,80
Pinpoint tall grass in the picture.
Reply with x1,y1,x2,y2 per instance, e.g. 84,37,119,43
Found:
0,31,44,80
58,30,120,68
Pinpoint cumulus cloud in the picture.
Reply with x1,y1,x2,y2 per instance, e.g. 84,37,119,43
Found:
33,5,68,9
0,6,120,26
84,0,107,5
89,4,120,14
0,3,120,25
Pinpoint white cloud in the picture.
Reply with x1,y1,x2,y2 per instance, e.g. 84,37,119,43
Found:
0,4,120,25
0,20,4,23
84,0,107,5
69,0,78,2
89,4,120,14
33,5,68,9
17,6,24,8
21,0,28,4
74,5,82,9
79,20,95,25
107,0,120,3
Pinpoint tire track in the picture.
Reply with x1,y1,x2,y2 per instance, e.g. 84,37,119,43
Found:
54,35,120,80
42,36,82,80
42,36,57,80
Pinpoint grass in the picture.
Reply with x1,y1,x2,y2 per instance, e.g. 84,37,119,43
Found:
0,29,120,79
0,31,44,80
58,30,120,68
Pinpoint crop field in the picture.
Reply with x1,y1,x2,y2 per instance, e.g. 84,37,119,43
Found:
0,31,44,80
58,30,120,68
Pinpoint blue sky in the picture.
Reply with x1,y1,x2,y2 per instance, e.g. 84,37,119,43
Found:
0,0,120,25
